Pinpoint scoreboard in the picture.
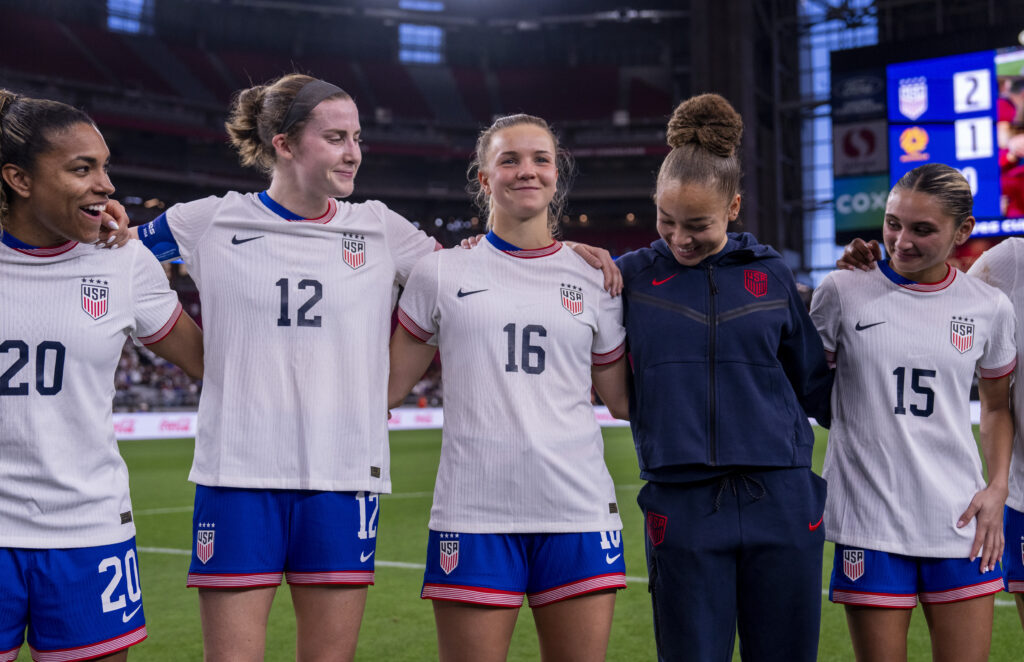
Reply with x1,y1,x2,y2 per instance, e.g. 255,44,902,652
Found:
832,45,1024,241
887,50,1000,219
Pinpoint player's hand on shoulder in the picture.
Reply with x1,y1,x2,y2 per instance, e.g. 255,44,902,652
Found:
566,241,623,296
836,238,881,271
94,200,133,249
459,234,485,249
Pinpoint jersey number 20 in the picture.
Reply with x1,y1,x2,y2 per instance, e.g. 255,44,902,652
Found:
0,340,65,396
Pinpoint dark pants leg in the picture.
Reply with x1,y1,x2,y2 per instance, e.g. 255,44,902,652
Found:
735,468,826,662
639,479,739,662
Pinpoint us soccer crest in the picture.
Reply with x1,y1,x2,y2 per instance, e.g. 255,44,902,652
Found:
439,532,459,575
560,283,583,316
646,512,667,546
898,76,928,120
196,522,215,564
80,278,109,320
843,549,865,582
342,233,366,270
743,270,767,298
950,316,974,354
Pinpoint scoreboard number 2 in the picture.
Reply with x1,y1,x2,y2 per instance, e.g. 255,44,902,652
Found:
952,69,991,114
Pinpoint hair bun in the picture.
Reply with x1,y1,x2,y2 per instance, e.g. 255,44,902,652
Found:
666,93,743,158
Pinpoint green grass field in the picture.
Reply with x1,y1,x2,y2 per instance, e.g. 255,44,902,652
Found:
17,428,1022,660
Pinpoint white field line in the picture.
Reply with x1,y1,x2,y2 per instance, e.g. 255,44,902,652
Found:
133,546,1017,607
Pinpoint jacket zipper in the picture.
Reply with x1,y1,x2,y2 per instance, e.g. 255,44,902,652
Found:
707,264,718,465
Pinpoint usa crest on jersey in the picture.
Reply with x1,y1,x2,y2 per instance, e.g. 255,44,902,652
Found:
560,283,583,316
744,270,767,298
80,278,109,320
439,532,459,575
342,233,366,270
843,548,865,581
196,523,215,564
950,316,974,354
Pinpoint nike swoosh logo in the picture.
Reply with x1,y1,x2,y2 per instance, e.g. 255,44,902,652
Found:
854,321,886,331
652,274,678,286
605,553,622,564
809,516,823,531
231,234,264,245
360,550,375,563
122,604,142,623
457,288,488,298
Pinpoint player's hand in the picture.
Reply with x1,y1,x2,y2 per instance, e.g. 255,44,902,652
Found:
94,200,132,249
957,483,1007,572
836,238,882,271
459,234,485,249
565,241,622,296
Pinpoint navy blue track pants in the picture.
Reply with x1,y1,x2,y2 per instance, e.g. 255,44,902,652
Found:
637,467,826,662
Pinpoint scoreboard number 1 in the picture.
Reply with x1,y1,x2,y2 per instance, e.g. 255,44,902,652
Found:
954,117,993,161
952,69,991,114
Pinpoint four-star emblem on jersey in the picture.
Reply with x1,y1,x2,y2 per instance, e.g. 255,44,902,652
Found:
196,522,215,564
950,315,974,354
81,278,110,320
560,283,583,316
439,532,459,575
342,232,366,270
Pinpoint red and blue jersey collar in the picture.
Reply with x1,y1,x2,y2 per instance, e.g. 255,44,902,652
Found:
0,230,77,257
258,191,336,224
485,230,560,258
878,259,956,292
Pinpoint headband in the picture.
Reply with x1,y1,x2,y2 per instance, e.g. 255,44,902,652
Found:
278,79,345,135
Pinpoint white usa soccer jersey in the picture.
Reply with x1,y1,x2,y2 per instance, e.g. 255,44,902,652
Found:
969,238,1024,512
397,236,626,533
810,263,1016,557
0,238,182,548
165,192,436,492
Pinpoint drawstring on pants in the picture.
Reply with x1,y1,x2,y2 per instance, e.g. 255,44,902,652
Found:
712,473,767,512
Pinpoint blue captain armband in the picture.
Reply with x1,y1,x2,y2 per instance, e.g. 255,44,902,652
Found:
137,213,181,262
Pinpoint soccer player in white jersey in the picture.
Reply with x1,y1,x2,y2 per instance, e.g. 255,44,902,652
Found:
388,114,630,662
842,235,1024,632
0,92,203,662
126,74,438,661
811,163,1016,661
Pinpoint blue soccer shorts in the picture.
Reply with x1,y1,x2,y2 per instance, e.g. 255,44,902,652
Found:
0,538,147,662
1003,505,1024,593
830,544,1005,607
186,485,378,588
421,529,627,608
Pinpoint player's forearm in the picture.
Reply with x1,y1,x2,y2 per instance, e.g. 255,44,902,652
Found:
978,375,1013,489
147,312,204,380
592,357,629,420
388,327,437,409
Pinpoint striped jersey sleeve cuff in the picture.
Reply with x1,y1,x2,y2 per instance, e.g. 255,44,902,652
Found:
139,302,183,346
397,307,434,342
980,357,1016,379
592,341,626,366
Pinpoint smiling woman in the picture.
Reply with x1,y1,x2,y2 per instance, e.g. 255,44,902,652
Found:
125,73,441,662
0,90,203,662
616,92,832,662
